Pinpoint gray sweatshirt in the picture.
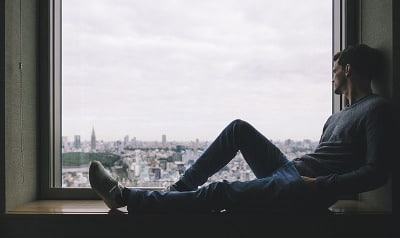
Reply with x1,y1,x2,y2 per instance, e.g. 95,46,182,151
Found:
294,94,393,198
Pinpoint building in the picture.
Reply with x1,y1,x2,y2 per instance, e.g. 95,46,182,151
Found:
62,136,70,152
91,126,96,152
74,135,81,149
162,134,167,147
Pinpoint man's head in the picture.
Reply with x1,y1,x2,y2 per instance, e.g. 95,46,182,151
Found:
332,44,381,95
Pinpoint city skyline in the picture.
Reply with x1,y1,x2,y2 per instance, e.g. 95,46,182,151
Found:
61,126,319,188
62,126,320,143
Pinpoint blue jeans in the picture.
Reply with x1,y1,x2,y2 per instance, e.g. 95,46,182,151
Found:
126,120,333,214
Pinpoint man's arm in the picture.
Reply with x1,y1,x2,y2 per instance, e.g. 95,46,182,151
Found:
315,164,389,197
314,103,392,197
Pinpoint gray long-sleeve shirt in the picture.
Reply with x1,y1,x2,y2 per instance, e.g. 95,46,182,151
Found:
293,94,393,198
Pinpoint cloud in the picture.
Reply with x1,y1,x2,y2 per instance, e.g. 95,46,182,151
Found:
61,0,332,141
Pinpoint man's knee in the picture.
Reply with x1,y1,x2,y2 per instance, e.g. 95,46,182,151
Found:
231,119,249,128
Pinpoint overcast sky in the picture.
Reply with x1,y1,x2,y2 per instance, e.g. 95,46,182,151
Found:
61,0,332,142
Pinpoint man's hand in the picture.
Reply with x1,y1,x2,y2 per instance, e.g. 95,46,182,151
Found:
301,176,316,183
301,176,317,190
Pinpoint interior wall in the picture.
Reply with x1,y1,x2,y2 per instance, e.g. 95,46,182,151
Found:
357,0,396,212
394,0,400,215
4,0,37,211
0,0,6,214
360,0,393,96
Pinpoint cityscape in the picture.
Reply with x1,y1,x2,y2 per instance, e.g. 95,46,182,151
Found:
61,127,319,188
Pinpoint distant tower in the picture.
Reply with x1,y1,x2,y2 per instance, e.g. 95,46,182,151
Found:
62,136,70,152
74,135,81,149
194,138,199,155
91,126,96,151
162,134,167,146
124,135,129,146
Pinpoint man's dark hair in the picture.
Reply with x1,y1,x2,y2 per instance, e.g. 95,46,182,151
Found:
333,44,383,81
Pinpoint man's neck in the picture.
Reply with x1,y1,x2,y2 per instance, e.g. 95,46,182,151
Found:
345,87,373,105
344,77,373,105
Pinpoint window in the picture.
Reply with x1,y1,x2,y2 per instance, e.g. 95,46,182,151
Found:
43,0,338,195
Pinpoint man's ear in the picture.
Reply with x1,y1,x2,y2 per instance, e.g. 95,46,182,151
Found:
345,64,352,77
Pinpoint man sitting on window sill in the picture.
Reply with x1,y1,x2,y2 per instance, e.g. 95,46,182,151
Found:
89,44,393,214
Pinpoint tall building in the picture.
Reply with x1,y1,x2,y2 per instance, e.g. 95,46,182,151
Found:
194,138,199,155
124,135,129,146
162,134,166,146
62,136,70,152
91,126,96,151
131,136,137,147
74,135,81,149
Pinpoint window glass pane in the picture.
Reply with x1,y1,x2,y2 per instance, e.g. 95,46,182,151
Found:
61,0,332,188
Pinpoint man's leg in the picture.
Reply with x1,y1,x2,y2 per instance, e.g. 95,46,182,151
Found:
177,119,288,190
89,160,331,213
126,162,308,214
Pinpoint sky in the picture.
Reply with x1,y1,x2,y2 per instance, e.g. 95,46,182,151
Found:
61,0,332,142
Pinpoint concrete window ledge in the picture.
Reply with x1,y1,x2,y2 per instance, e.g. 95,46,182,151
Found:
6,199,391,215
328,200,392,215
2,200,394,238
7,200,128,215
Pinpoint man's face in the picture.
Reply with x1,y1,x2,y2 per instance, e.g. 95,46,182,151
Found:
332,60,347,95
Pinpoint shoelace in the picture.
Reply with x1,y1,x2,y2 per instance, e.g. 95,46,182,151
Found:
101,174,119,193
109,184,120,194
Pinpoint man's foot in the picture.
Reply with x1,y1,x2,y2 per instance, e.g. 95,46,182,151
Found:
89,160,125,209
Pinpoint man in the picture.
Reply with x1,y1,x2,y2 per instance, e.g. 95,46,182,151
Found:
89,44,392,214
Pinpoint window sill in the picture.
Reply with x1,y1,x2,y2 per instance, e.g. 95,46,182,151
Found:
7,200,127,215
2,200,393,238
6,199,391,215
328,200,392,214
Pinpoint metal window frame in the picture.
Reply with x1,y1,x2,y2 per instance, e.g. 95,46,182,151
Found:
332,0,360,112
39,0,96,199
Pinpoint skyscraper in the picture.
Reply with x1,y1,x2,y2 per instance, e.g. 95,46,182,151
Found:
194,138,199,155
91,126,96,151
124,135,129,146
62,136,70,152
74,135,81,149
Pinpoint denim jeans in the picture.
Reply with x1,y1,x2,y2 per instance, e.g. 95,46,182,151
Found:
126,120,333,214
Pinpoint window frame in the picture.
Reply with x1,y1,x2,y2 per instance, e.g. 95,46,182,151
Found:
39,0,96,199
40,0,346,199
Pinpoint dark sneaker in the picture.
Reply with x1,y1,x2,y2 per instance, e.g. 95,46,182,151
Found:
89,160,125,209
